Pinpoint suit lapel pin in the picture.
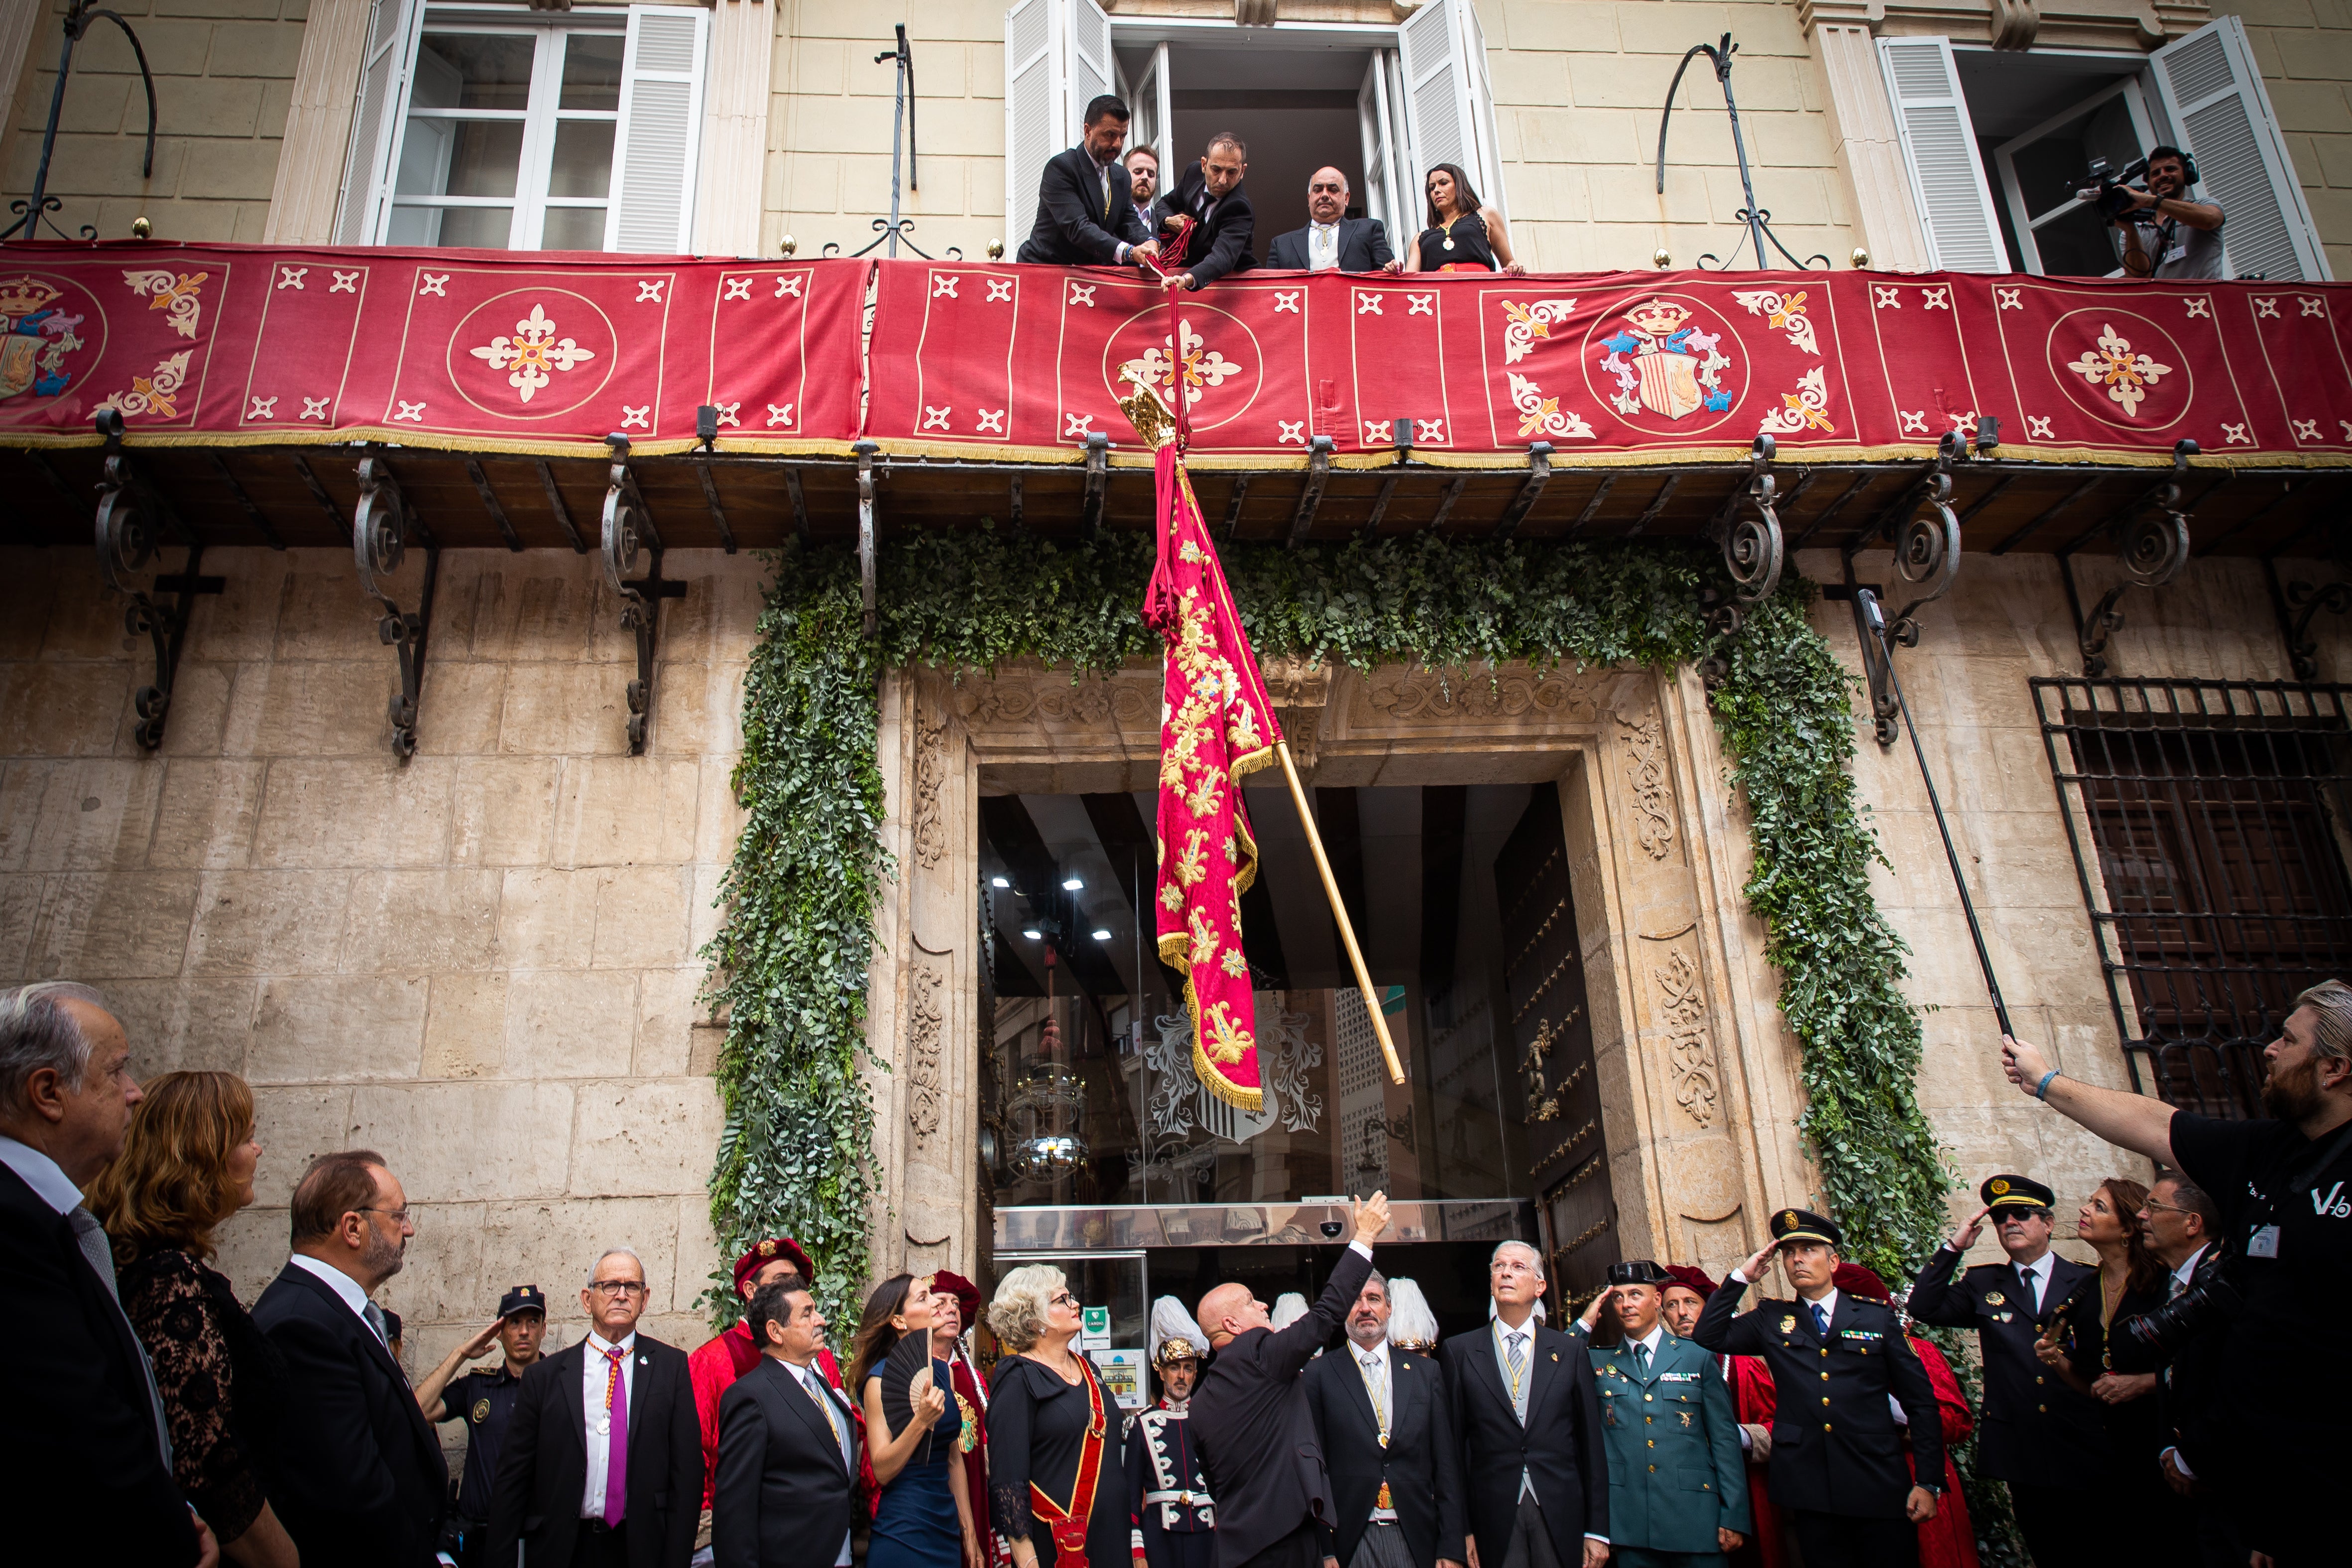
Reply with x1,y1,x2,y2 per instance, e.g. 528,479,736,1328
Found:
1550,1351,1558,1362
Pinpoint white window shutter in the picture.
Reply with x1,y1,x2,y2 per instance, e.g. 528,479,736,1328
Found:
1358,54,1397,231
1005,0,1060,245
2150,16,2329,282
334,0,420,244
1399,0,1468,200
1879,36,2005,272
607,5,708,254
1067,0,1113,147
1455,0,1507,215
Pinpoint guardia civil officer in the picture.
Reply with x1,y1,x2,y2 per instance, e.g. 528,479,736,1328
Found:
1907,1175,2108,1566
418,1286,550,1566
1692,1209,1942,1568
1129,1297,1216,1568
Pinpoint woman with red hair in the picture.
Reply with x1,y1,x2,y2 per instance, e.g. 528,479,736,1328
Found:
1833,1264,1980,1568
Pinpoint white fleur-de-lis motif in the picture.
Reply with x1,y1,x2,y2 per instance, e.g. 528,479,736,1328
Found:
2342,420,2352,442
923,405,952,430
933,275,960,299
301,396,331,420
1064,411,1094,436
620,406,650,429
331,270,360,293
767,404,794,427
976,408,1007,433
985,279,1013,302
1278,420,1306,444
246,396,276,420
277,266,307,290
1274,291,1300,314
1356,292,1384,315
419,273,449,297
2301,296,2325,317
1068,283,1096,306
1874,286,1902,309
1363,418,1392,445
775,275,803,298
394,400,426,422
2293,418,2321,442
1996,287,2023,311
636,280,666,303
2064,324,2172,416
2255,297,2280,319
1921,286,1950,310
2027,415,2055,440
1899,410,1929,434
1415,417,1445,444
2222,422,2251,445
724,277,753,301
1408,293,1435,316
713,402,741,427
467,304,598,404
2185,297,2212,320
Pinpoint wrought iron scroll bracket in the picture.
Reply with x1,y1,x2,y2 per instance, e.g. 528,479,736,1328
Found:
353,455,438,760
855,439,880,638
600,437,687,755
2077,439,2197,677
92,410,222,750
2278,573,2351,681
1710,433,1784,607
1080,431,1109,538
1837,433,1964,745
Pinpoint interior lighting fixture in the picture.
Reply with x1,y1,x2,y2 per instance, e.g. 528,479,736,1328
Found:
1091,928,1113,941
991,875,1010,888
1022,928,1042,940
1061,876,1084,890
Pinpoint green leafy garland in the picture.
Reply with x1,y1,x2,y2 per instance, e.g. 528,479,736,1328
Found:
703,525,2007,1553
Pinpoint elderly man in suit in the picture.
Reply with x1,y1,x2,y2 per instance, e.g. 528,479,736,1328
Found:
1017,94,1162,269
0,981,216,1568
486,1246,701,1568
712,1278,860,1568
253,1149,449,1568
1192,1191,1390,1568
1153,132,1258,290
1442,1241,1609,1568
1304,1268,1462,1568
1266,169,1400,274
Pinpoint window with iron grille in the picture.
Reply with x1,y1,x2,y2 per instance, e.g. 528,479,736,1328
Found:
2033,678,2352,1118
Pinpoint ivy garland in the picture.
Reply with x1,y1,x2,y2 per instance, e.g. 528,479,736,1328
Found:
703,526,2009,1557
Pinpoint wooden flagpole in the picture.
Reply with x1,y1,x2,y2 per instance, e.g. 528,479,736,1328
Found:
1275,739,1406,1086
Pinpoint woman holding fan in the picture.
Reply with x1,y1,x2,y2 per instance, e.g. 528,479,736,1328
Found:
852,1273,983,1568
986,1264,1129,1568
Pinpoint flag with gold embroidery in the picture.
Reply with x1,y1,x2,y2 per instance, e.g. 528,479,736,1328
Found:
1140,440,1283,1113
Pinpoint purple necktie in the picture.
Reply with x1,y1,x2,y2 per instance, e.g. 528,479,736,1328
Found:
603,1345,629,1528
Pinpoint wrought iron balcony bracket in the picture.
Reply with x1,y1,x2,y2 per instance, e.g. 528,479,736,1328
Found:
352,455,438,760
1708,433,1784,608
855,438,881,637
2075,440,2197,677
1286,436,1336,545
91,410,222,750
600,434,686,753
2279,575,2352,681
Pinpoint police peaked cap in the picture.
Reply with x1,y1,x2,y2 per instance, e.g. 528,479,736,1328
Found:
1607,1259,1674,1287
497,1284,547,1319
1980,1174,2056,1210
1769,1207,1843,1248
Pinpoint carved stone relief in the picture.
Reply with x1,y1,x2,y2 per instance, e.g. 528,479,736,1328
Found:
1616,709,1676,861
1656,946,1721,1129
904,953,946,1148
1261,655,1332,771
1356,666,1608,726
954,670,1156,732
911,705,950,870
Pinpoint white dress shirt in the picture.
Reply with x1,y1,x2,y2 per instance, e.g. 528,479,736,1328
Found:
581,1330,638,1520
1308,221,1341,271
289,1252,384,1340
788,1357,856,1564
1489,1311,1606,1544
2170,1244,2208,1297
2012,1251,2054,1312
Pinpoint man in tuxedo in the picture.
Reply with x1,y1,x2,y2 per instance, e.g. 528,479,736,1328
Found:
0,982,215,1568
1266,169,1399,273
1304,1269,1463,1568
253,1149,448,1567
712,1278,860,1568
1018,93,1162,269
1906,1173,2106,1566
1192,1190,1389,1568
1442,1241,1609,1568
1153,132,1257,290
486,1246,701,1568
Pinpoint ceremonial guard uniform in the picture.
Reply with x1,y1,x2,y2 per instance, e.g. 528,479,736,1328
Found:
1905,1175,2106,1567
1692,1209,1943,1568
1588,1262,1750,1568
433,1285,547,1566
1130,1299,1215,1568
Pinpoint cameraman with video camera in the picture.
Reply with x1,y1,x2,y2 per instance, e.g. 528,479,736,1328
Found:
2083,145,2225,278
2000,979,2352,1567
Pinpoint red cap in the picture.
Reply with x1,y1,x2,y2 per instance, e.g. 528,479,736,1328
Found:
931,1270,982,1329
733,1237,816,1297
1660,1264,1718,1301
1832,1262,1892,1303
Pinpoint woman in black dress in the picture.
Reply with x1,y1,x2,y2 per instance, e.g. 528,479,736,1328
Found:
985,1263,1127,1568
85,1071,295,1568
1403,161,1526,275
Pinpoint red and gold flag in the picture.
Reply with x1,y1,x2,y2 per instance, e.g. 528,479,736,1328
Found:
1139,431,1283,1113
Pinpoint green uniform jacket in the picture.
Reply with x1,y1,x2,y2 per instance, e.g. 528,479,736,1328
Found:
1590,1332,1751,1553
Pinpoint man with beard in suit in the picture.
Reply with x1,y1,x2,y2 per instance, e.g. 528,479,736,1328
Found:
1907,1174,2107,1567
1153,133,1257,290
1266,169,1400,274
1304,1269,1462,1568
1443,1241,1609,1568
1017,95,1161,270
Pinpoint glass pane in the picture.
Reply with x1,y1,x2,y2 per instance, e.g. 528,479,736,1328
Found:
2011,92,2143,223
412,33,536,112
561,34,625,111
2033,203,2125,277
540,205,608,251
385,204,515,249
395,118,523,198
548,120,616,199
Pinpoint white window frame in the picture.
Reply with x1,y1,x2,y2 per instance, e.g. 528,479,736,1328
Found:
1993,76,2158,277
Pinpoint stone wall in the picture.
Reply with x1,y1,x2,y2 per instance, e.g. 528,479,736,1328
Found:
0,542,760,1464
2217,0,2352,276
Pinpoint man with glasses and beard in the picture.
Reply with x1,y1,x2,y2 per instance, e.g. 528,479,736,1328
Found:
253,1150,449,1568
2004,977,2352,1567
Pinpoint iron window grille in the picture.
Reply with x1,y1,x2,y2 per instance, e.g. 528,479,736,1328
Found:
2033,678,2352,1118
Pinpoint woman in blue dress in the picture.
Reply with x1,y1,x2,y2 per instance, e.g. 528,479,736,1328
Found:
851,1273,983,1568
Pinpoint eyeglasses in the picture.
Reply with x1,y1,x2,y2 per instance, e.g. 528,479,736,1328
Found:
588,1280,648,1297
356,1206,411,1225
1049,1291,1078,1307
2139,1200,2194,1216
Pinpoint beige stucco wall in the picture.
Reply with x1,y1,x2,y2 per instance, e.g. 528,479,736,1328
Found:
0,0,309,244
0,542,756,1466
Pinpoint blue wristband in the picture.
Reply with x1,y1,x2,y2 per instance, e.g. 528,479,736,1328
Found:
2034,1069,2060,1101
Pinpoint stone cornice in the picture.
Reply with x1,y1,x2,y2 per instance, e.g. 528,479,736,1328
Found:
1800,0,2207,51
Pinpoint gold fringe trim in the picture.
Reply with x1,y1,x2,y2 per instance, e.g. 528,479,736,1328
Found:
1158,921,1264,1115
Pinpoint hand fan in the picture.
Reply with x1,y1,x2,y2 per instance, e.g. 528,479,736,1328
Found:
880,1330,945,1450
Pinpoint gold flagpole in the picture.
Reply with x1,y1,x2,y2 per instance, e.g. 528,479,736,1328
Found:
1275,739,1406,1086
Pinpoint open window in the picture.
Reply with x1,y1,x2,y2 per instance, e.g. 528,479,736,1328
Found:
1880,35,2006,272
336,2,706,252
1992,77,2157,277
2150,16,2330,281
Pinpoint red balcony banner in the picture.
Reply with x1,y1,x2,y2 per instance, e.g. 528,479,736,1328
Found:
3,242,2349,468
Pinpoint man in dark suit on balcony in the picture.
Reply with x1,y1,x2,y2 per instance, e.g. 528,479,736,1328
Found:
1017,94,1161,270
1153,132,1259,290
1267,169,1399,274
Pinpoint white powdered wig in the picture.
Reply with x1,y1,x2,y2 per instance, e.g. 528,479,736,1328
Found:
1384,1278,1441,1348
1270,1292,1309,1332
1150,1295,1208,1363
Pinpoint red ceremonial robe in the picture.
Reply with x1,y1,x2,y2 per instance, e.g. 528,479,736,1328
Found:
947,1348,1003,1564
1908,1335,1981,1568
689,1326,855,1509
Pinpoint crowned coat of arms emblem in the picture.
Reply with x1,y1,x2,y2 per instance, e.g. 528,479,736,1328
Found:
1599,297,1731,420
0,276,86,400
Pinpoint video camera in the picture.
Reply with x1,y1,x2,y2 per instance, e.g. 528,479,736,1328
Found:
2080,156,2152,221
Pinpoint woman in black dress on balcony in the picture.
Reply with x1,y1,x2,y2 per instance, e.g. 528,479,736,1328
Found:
1404,162,1525,275
986,1263,1128,1568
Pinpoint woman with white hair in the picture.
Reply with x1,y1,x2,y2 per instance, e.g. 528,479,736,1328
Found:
984,1263,1128,1568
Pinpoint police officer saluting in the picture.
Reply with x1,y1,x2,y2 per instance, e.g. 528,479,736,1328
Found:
418,1285,550,1565
1692,1209,1942,1568
1907,1175,2105,1566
